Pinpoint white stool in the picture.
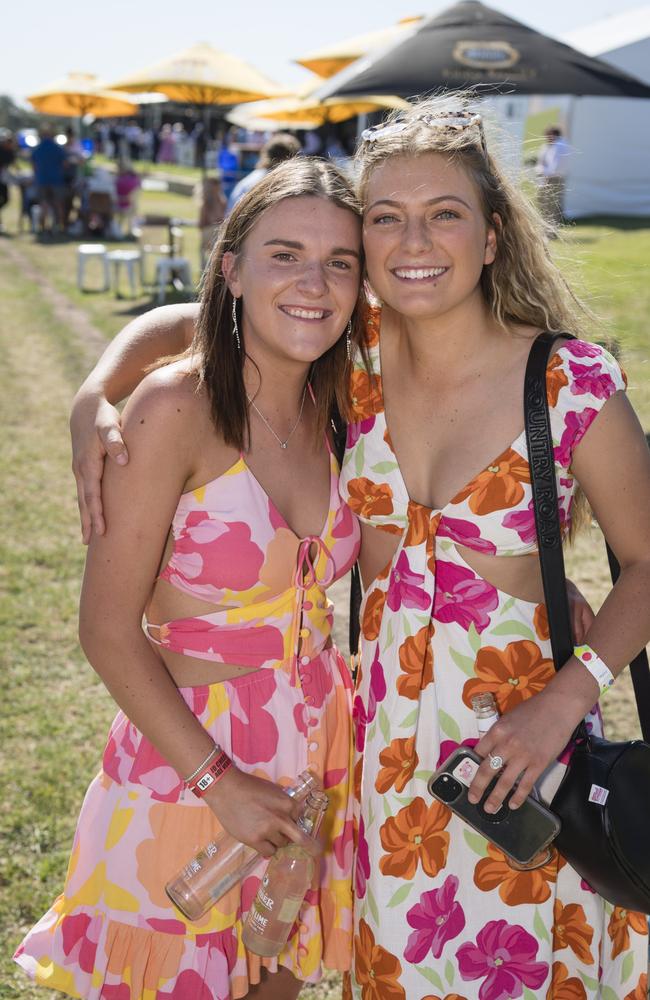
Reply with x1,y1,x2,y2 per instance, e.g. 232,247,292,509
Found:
30,204,43,233
107,249,142,298
155,256,193,305
77,244,109,292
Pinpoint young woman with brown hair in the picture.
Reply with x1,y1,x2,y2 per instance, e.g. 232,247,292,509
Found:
15,158,363,1000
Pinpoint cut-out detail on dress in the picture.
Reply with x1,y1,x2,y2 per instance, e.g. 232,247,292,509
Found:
452,544,545,605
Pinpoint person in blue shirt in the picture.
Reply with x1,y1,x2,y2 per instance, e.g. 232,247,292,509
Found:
32,124,68,232
226,133,301,214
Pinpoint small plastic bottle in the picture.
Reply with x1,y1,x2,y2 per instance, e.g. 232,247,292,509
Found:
471,692,499,735
241,789,328,957
165,771,318,921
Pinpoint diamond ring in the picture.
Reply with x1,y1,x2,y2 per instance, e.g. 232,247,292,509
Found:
488,753,504,771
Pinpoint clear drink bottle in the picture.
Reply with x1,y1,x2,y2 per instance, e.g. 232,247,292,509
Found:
165,770,318,921
471,692,499,735
241,789,328,957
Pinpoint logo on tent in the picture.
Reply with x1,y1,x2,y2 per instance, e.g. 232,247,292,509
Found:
453,41,520,69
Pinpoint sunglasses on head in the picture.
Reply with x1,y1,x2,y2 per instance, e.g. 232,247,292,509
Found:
361,110,488,159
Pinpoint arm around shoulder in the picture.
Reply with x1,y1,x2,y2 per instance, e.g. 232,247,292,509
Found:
70,304,199,542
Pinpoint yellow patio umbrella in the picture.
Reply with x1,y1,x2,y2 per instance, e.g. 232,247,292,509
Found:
295,16,423,78
227,83,409,130
109,42,285,105
27,72,139,117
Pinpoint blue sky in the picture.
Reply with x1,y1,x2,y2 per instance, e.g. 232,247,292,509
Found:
3,0,647,105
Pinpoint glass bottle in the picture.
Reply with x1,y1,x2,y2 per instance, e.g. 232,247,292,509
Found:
241,789,328,957
471,691,499,735
165,770,318,921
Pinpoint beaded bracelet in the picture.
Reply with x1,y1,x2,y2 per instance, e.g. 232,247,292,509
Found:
574,644,615,696
188,747,233,798
184,744,220,784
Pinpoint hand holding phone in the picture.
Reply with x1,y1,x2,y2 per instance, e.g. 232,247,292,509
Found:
428,748,560,867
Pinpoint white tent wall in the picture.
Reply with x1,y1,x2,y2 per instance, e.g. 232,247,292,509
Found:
564,91,650,218
562,13,650,219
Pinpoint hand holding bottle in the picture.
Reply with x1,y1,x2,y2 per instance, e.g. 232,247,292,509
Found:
166,771,319,921
203,766,315,858
242,790,329,956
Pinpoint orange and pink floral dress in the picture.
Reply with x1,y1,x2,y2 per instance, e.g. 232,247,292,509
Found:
15,442,360,999
339,308,648,1000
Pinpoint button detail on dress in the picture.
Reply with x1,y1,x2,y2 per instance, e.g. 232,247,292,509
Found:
300,655,310,665
308,741,319,752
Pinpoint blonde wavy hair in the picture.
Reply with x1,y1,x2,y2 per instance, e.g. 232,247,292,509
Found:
355,92,595,535
355,92,592,339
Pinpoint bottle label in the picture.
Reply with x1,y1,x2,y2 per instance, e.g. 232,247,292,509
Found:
182,858,203,879
249,905,269,932
477,713,499,735
256,887,274,911
277,893,303,925
253,873,275,912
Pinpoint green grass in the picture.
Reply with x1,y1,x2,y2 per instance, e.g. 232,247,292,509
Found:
93,153,206,183
0,253,117,1000
3,186,201,342
1,183,649,997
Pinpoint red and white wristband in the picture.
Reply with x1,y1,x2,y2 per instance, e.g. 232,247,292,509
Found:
574,644,615,696
185,744,232,798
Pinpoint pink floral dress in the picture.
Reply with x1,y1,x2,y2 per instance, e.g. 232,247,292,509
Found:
15,445,360,999
339,308,648,1000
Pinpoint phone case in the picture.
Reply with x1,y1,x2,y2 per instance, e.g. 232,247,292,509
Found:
427,747,561,865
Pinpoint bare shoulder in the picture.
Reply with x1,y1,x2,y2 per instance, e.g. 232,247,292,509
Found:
121,361,208,449
508,323,571,360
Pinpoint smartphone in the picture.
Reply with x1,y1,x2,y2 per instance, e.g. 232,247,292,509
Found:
427,747,561,866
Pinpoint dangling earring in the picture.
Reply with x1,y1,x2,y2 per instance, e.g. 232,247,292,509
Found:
346,319,352,361
232,296,241,350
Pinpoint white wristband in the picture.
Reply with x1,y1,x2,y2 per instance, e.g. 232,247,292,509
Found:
573,645,615,696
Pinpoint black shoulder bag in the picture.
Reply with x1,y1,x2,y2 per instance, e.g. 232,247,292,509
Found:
525,331,650,913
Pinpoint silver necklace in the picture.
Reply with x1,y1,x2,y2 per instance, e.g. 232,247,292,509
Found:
247,382,309,450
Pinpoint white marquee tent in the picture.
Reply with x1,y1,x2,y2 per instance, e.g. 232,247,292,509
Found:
562,7,650,218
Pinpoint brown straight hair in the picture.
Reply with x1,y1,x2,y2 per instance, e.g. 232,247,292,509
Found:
194,157,365,451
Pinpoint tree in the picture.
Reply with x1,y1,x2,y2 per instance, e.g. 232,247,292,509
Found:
0,95,39,132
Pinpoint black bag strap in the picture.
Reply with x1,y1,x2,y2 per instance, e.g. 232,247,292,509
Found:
331,404,362,661
524,332,575,672
525,331,650,741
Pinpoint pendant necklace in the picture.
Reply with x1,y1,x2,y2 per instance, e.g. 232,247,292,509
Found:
247,382,309,450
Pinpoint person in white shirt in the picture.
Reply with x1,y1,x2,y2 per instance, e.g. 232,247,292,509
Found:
536,126,571,230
